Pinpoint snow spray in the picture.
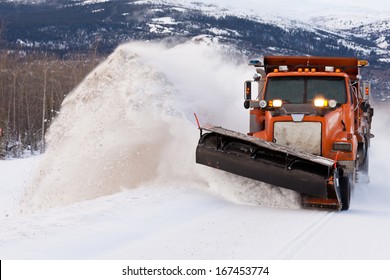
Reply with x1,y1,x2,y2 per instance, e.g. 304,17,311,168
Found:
21,39,302,211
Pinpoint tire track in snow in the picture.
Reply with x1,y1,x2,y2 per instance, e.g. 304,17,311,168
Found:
267,210,335,259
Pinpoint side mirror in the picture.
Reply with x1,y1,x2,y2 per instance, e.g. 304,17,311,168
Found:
244,81,252,101
362,81,370,100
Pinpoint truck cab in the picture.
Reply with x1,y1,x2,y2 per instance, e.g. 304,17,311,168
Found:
245,56,373,179
196,55,374,210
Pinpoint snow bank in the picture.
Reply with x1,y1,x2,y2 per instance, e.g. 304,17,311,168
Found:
21,40,302,211
0,157,39,216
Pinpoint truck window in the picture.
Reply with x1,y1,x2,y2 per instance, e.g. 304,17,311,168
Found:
265,77,347,104
307,77,347,104
265,77,304,103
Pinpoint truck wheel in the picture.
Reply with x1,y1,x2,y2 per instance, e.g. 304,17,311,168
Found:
339,176,351,210
360,149,369,174
358,141,370,183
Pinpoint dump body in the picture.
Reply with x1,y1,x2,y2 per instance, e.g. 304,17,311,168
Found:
196,56,373,210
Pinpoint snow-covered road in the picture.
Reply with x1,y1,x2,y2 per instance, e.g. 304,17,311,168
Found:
1,41,390,260
1,158,390,260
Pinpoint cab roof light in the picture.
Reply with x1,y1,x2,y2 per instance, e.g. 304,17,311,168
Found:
311,68,316,72
325,66,334,72
279,65,288,72
358,60,369,66
335,68,341,73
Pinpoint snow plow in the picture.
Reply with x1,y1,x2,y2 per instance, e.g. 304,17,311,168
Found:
196,56,374,210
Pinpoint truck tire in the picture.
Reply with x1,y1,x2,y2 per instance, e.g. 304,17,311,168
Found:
358,140,370,183
339,176,351,211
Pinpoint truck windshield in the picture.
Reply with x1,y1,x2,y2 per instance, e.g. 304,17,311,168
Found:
265,77,347,104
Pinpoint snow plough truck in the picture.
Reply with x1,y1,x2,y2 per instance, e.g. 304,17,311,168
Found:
196,56,374,210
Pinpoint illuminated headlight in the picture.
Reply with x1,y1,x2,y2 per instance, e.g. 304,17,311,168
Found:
259,100,267,108
333,142,352,152
270,99,283,107
314,98,328,107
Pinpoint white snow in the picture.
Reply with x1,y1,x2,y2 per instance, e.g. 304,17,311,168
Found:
1,40,390,261
151,17,177,25
150,0,390,29
376,37,389,50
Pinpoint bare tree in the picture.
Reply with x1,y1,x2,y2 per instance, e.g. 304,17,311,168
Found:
0,45,99,158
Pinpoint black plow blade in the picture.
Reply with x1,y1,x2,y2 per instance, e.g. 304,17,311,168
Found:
196,126,342,209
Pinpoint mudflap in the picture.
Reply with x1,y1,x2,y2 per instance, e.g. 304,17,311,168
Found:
196,126,343,210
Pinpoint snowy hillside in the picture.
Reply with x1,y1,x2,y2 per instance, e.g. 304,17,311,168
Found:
311,14,389,30
152,0,390,26
2,0,389,58
145,0,390,56
1,40,390,263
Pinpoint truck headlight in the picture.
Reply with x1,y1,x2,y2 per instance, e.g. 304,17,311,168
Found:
314,98,337,108
270,99,283,108
333,142,352,152
314,98,328,107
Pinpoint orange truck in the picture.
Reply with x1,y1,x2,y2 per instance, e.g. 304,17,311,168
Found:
196,56,374,210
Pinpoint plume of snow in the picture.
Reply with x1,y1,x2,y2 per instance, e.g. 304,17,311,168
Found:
21,39,300,211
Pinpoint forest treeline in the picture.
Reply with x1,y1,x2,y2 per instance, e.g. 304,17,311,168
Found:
0,51,99,158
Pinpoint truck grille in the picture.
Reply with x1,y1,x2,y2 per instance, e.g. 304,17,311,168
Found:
273,122,322,155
